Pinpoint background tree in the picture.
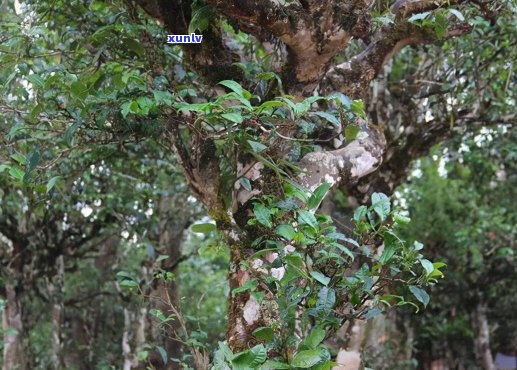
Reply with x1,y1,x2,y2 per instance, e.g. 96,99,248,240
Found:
399,126,517,370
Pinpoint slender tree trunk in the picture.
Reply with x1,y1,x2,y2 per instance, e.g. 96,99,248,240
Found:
2,282,26,370
473,302,495,370
122,308,136,370
48,255,65,370
333,319,365,370
154,195,185,368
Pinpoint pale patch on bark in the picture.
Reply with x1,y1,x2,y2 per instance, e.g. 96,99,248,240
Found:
251,258,268,274
349,149,378,178
265,252,279,263
235,162,264,205
2,283,26,370
284,244,296,253
231,318,246,344
243,296,261,325
271,267,285,280
333,350,363,370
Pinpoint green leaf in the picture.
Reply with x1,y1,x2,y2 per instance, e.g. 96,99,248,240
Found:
345,125,360,141
26,74,45,88
256,100,286,113
71,81,89,100
121,101,132,118
247,140,268,153
409,285,430,307
300,326,326,349
275,224,296,241
153,90,174,106
291,349,322,368
433,12,448,39
46,176,61,193
260,361,290,369
429,262,446,278
221,112,244,124
310,271,330,286
8,167,25,181
10,153,26,165
331,242,355,260
156,345,168,365
232,279,258,296
284,181,309,203
449,8,465,21
136,96,154,114
408,11,431,22
350,100,366,118
27,150,39,171
254,203,272,228
257,72,277,81
219,80,252,99
371,192,390,221
316,287,335,312
125,37,145,57
393,213,411,225
413,241,424,251
188,5,215,33
297,210,318,229
239,177,252,191
308,182,331,210
353,206,367,222
420,259,434,275
232,344,267,369
191,223,216,233
312,111,340,127
252,327,275,342
379,232,398,265
222,92,253,110
119,280,139,289
116,271,133,280
327,233,359,247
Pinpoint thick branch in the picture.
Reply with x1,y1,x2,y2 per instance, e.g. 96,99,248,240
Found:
297,121,386,190
322,21,472,99
207,0,372,96
391,0,467,20
134,0,242,83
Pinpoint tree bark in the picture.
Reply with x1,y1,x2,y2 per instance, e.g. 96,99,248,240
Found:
473,302,495,370
48,255,65,370
2,282,26,370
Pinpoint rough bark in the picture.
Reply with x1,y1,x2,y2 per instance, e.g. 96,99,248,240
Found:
48,255,65,370
2,237,26,370
2,282,26,370
333,319,365,370
134,0,243,84
473,302,495,370
134,0,475,98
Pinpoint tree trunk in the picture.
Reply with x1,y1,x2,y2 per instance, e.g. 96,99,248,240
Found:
473,302,495,370
122,307,136,370
333,319,365,370
151,194,187,368
2,282,26,370
48,255,65,370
